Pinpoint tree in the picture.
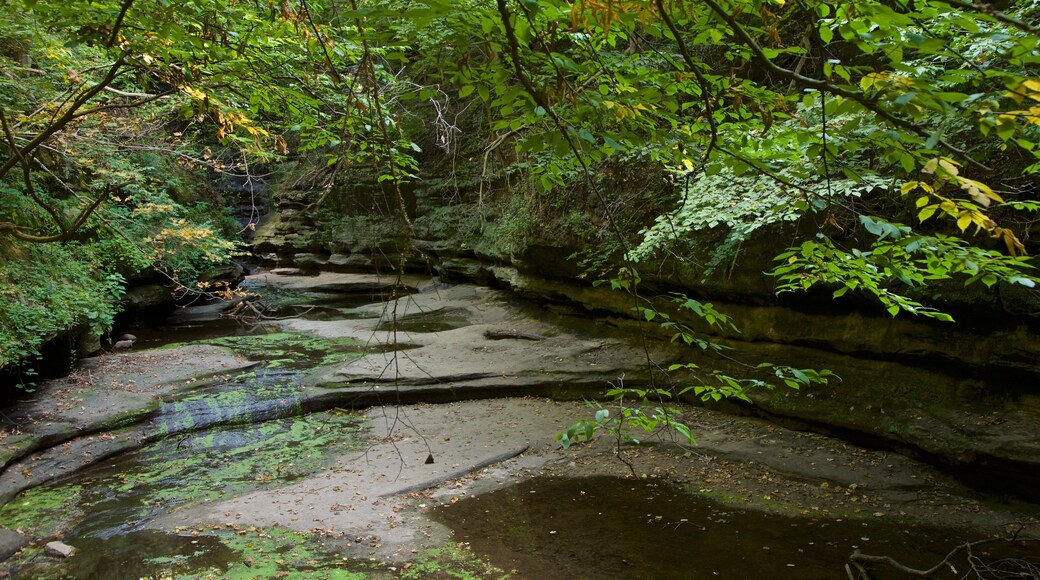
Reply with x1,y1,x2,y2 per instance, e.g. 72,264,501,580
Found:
4,0,1039,375
343,0,1040,319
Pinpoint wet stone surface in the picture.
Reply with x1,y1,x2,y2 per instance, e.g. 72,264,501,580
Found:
0,271,1036,578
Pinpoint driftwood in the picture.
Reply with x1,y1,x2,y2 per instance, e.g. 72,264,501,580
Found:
846,524,1038,580
221,297,313,322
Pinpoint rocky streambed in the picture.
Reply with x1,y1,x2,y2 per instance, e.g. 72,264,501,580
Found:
0,271,1036,578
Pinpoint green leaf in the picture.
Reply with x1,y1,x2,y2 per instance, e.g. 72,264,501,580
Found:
819,24,834,44
924,130,941,150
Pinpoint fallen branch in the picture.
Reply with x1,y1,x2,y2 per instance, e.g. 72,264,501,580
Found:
846,525,1038,580
379,444,530,498
483,329,546,341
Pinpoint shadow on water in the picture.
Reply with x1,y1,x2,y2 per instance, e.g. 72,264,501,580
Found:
431,476,1035,580
42,530,236,580
373,307,471,334
121,283,398,350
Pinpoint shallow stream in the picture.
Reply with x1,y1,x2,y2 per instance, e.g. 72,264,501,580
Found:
431,476,1035,579
0,277,1035,578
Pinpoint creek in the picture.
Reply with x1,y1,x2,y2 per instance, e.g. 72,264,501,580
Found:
430,476,1035,580
0,273,1035,578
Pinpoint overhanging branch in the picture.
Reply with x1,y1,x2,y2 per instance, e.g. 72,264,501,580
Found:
697,0,990,171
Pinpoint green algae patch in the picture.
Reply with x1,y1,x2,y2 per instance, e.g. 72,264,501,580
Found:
400,543,512,579
95,410,368,518
0,409,366,572
199,332,366,371
0,482,84,537
210,526,371,579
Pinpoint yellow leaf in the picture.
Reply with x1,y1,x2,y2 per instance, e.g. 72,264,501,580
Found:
900,181,919,195
956,212,972,231
922,158,939,174
1022,78,1040,101
937,158,960,177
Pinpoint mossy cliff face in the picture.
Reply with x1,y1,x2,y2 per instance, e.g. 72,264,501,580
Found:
251,160,1040,497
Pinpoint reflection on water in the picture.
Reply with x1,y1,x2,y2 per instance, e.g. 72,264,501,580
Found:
431,476,1031,580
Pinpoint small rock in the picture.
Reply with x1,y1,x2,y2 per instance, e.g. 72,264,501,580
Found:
113,339,135,351
45,541,76,558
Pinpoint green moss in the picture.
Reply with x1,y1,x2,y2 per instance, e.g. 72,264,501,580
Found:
0,410,366,548
0,483,84,537
95,396,162,430
400,543,512,579
213,526,370,579
200,332,366,371
412,204,482,250
0,433,36,468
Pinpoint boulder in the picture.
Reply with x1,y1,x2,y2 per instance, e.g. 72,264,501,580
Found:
0,528,27,561
293,253,328,269
121,283,173,312
76,330,101,358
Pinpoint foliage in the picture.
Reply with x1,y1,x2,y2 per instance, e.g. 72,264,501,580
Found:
364,0,1040,318
772,217,1039,321
560,288,833,453
4,0,1040,381
557,387,694,450
0,243,124,383
0,5,255,373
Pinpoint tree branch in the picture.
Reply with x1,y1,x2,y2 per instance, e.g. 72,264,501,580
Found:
654,0,718,174
0,109,68,234
0,56,126,180
0,181,130,244
72,88,174,119
940,0,1040,36
106,0,136,48
102,86,165,98
697,0,990,171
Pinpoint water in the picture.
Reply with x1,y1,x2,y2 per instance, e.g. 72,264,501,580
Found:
431,476,1037,579
0,281,388,578
5,278,1038,578
373,307,471,333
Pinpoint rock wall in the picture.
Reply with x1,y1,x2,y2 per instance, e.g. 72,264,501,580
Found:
251,169,1040,499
